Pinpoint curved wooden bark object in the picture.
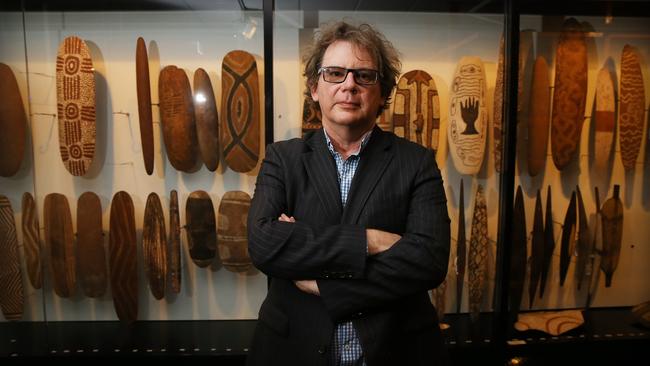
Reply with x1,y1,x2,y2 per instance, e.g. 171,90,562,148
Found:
143,192,167,300
109,191,138,323
0,196,23,320
467,185,488,322
218,191,252,273
455,179,466,313
510,186,527,315
77,191,107,298
44,193,76,298
529,189,544,308
559,191,577,287
539,186,554,298
600,185,623,287
194,68,220,172
186,191,217,268
136,37,154,175
21,193,42,289
0,63,27,177
619,45,645,171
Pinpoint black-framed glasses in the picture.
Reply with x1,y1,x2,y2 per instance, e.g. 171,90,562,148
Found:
318,66,380,85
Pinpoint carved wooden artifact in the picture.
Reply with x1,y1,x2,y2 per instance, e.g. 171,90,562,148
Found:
515,309,584,335
186,191,217,267
56,36,96,176
0,196,23,320
600,185,623,287
143,192,167,300
468,185,488,322
575,186,592,291
221,50,260,173
510,186,526,315
455,179,466,313
448,57,487,175
593,63,616,173
44,193,76,298
540,186,554,298
493,35,505,173
559,191,577,286
136,37,154,175
218,191,253,273
159,65,198,172
551,18,587,170
529,189,544,308
77,191,107,298
619,45,645,171
527,56,550,176
109,191,138,322
169,190,181,293
194,68,220,171
22,192,42,289
0,63,27,177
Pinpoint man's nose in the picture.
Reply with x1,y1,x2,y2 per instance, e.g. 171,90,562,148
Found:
340,70,359,91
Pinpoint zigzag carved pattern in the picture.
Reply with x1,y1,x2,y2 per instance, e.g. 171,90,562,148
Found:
619,45,645,170
467,185,488,323
21,193,42,289
109,192,138,322
0,196,24,320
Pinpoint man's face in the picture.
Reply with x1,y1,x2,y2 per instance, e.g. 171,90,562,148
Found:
311,40,383,130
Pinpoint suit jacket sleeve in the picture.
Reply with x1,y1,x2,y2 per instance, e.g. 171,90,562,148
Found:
318,149,451,321
248,143,367,280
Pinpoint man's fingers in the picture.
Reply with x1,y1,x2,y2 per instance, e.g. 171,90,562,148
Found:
278,213,296,222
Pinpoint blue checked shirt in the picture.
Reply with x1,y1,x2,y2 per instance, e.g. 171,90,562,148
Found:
324,128,372,366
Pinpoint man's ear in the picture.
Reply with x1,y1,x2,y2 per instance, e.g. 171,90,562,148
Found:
309,83,319,102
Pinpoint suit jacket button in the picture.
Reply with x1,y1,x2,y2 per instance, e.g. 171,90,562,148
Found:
318,347,326,354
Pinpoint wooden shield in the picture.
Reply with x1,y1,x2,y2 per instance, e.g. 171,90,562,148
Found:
221,50,260,173
77,192,107,298
302,97,322,137
467,185,488,322
159,65,198,172
136,37,154,175
217,191,252,273
493,35,505,173
593,63,616,173
510,186,526,315
455,179,466,313
55,36,96,176
448,57,487,175
575,186,592,291
540,185,554,299
0,196,24,320
551,18,587,170
515,310,583,336
143,192,167,300
600,185,623,287
22,192,42,289
169,190,181,293
194,68,220,172
0,63,27,177
392,70,441,150
185,191,216,268
44,193,76,298
619,45,645,171
529,190,544,308
559,191,576,286
527,56,551,177
109,191,137,322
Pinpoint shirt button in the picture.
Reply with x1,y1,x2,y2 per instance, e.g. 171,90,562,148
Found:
317,347,326,354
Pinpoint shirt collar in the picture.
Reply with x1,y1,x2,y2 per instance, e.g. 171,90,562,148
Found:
323,126,373,158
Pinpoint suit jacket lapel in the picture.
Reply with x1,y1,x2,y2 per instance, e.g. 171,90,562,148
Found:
302,129,343,221
342,126,394,224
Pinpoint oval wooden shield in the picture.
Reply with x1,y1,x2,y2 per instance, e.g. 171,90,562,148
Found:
593,63,616,173
143,192,167,300
493,35,505,173
109,191,137,322
136,37,154,175
159,65,198,172
527,56,550,177
559,191,576,286
529,189,544,308
551,18,587,170
302,97,322,137
185,191,216,268
193,68,220,172
169,190,181,293
0,63,27,177
76,191,107,298
0,195,24,320
619,45,645,171
391,70,441,150
55,36,96,176
44,193,76,298
600,185,623,287
467,184,487,322
217,191,252,273
510,186,526,315
448,57,487,175
221,50,260,173
21,192,42,289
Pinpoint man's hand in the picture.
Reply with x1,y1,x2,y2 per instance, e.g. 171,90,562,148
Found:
294,280,320,296
367,228,401,255
278,213,295,223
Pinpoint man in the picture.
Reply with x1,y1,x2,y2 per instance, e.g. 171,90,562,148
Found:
247,21,450,366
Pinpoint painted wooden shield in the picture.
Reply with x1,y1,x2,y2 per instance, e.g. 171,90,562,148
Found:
619,45,645,171
455,179,466,313
185,191,217,268
217,191,252,273
221,50,260,173
56,36,96,176
169,190,181,293
392,70,441,150
194,68,220,172
527,56,551,177
77,191,107,298
302,97,322,137
493,35,505,173
467,184,488,322
551,18,587,170
593,63,616,173
136,37,154,175
515,309,583,336
539,185,554,299
159,65,199,172
143,192,167,300
0,63,27,177
559,191,576,287
22,192,42,289
510,186,526,315
44,193,76,298
109,191,138,322
600,185,623,287
448,57,487,175
529,189,544,308
0,196,23,320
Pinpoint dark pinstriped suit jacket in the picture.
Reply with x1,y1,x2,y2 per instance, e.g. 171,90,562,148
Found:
247,126,451,366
